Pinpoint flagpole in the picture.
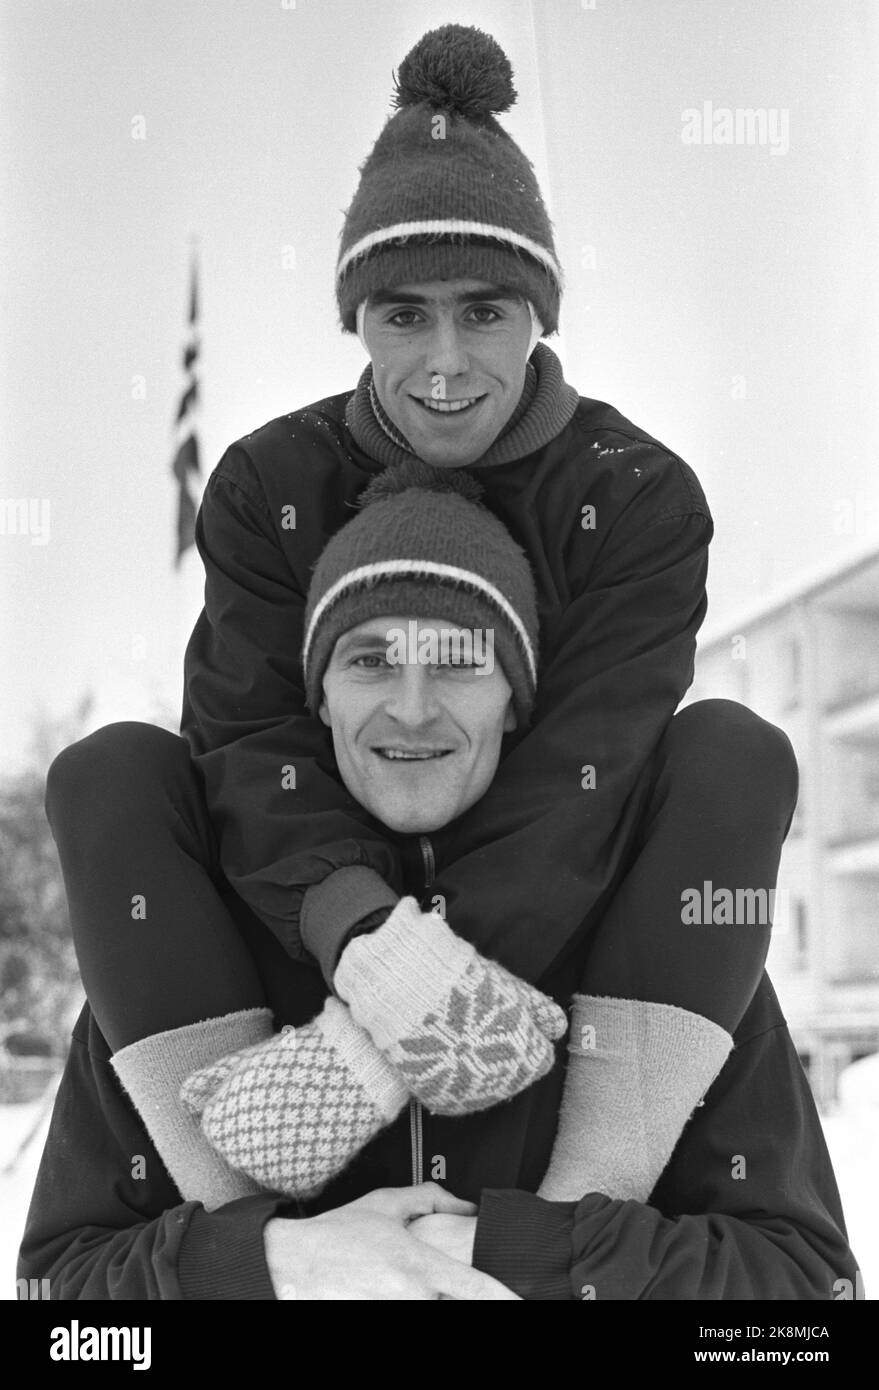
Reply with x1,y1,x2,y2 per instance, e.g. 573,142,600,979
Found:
171,238,201,569
171,237,206,722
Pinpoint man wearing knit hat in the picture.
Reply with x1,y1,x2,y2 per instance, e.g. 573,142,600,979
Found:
172,464,570,1202
21,26,858,1300
337,26,569,475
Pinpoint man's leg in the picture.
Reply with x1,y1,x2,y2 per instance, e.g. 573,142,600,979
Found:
45,721,410,1204
45,722,275,1207
45,721,269,1047
581,697,799,1028
540,698,799,1201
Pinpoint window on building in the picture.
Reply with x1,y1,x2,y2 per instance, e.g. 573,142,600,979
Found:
793,899,808,970
779,635,802,711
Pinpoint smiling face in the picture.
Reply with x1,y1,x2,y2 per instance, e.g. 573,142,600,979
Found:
318,615,517,834
361,279,533,468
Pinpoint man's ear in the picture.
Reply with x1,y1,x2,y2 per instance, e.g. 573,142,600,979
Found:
503,699,517,734
318,694,331,728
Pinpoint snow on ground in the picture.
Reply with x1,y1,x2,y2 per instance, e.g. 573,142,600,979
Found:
822,1053,879,1299
1,1086,57,1300
1,1084,876,1300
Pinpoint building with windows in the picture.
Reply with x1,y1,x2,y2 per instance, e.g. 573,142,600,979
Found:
687,541,879,1110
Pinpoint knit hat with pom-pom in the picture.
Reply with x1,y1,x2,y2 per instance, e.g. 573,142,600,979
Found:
302,459,539,727
336,25,563,336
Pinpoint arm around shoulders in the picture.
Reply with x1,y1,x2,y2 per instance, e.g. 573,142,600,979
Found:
472,978,860,1300
17,1007,292,1300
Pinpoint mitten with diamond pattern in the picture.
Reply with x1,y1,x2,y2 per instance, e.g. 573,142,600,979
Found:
180,995,408,1199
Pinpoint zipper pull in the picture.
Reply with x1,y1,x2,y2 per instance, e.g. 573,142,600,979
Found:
419,834,436,893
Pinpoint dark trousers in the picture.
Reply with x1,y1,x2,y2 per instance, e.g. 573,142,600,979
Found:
44,699,798,1052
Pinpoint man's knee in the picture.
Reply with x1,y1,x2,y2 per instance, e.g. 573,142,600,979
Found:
665,699,799,813
45,721,194,826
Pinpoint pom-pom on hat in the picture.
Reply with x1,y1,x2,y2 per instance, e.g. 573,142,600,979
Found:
336,25,563,336
302,459,540,727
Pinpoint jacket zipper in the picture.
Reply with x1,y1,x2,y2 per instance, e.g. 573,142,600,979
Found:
409,834,436,1186
420,834,436,894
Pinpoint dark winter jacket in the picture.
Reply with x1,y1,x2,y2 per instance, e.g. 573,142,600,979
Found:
178,377,713,986
17,867,858,1299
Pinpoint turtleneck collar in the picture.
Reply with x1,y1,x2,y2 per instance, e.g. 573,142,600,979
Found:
345,342,580,471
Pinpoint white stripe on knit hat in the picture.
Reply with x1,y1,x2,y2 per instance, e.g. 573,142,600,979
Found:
337,220,562,285
303,559,537,686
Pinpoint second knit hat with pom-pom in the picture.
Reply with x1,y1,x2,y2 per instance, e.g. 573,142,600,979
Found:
336,25,563,335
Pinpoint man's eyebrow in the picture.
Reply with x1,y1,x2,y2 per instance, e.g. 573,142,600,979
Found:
368,286,523,308
332,630,392,656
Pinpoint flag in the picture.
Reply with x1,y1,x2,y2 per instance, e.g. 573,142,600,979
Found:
171,255,201,567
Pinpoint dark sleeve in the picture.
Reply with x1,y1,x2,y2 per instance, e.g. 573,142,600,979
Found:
471,985,860,1301
17,1012,291,1300
432,502,712,982
180,456,402,964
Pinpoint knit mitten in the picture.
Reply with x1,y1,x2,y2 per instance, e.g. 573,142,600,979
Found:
180,996,409,1199
334,896,567,1116
538,994,734,1202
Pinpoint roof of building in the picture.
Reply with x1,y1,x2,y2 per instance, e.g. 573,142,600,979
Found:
700,534,879,651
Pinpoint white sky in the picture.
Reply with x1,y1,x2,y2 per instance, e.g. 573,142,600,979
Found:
2,0,878,769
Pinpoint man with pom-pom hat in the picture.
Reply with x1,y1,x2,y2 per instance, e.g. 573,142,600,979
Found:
21,24,856,1302
338,24,573,473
